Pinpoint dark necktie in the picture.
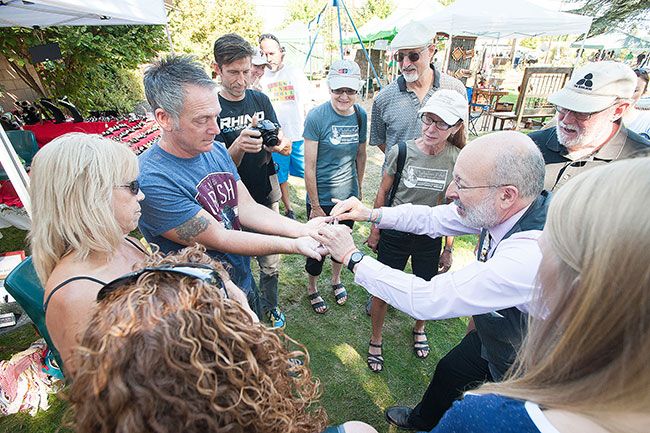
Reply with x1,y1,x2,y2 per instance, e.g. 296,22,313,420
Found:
478,229,492,262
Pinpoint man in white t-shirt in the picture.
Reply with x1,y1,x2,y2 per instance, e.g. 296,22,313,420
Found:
259,33,311,219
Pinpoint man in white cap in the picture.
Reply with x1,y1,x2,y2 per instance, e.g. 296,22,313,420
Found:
249,48,269,91
530,60,650,191
370,21,467,163
315,131,549,431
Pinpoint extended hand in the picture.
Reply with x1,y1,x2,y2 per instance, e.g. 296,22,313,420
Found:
330,197,372,222
313,224,356,263
294,236,327,260
304,215,331,236
309,205,326,220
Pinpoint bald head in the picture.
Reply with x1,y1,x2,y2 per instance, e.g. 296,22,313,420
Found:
460,131,545,200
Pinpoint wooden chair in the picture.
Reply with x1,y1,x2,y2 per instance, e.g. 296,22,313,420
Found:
491,67,573,130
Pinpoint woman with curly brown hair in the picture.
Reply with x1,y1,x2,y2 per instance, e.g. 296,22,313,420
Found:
68,245,376,433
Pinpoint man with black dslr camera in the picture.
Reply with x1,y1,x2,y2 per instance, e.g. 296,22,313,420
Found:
213,33,292,328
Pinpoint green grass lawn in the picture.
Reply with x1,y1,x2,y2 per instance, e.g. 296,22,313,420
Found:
0,144,476,432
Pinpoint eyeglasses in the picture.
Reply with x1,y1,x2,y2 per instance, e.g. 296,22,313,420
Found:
554,104,613,121
452,178,510,191
97,263,228,301
331,88,358,95
420,113,455,130
393,47,428,63
116,180,140,195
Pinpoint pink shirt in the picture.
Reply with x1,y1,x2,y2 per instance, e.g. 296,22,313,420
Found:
354,203,542,320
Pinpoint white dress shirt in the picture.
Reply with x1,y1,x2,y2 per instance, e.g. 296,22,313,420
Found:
354,203,542,321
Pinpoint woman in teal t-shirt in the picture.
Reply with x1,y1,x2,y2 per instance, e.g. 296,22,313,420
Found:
303,59,367,314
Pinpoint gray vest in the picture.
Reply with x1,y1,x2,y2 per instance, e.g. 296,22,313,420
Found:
473,190,550,380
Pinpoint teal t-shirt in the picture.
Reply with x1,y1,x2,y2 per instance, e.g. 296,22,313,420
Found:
303,101,367,206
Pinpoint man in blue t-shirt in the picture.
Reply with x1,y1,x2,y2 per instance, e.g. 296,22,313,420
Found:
213,33,293,328
138,55,327,318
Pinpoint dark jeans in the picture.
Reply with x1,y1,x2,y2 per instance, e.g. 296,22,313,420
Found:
408,330,493,430
377,229,441,280
305,203,354,276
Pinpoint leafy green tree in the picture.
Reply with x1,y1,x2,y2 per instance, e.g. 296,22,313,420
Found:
566,0,649,36
168,0,263,62
0,25,165,113
357,0,395,26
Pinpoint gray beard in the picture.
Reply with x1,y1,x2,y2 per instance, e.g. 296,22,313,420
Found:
403,71,419,83
454,197,501,229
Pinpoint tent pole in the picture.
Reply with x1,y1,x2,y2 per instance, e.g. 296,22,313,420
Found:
340,0,382,89
165,24,175,54
0,126,31,217
443,32,453,74
574,22,591,67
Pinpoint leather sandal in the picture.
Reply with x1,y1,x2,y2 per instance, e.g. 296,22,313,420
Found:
413,329,430,359
367,341,384,373
332,283,348,305
308,291,328,314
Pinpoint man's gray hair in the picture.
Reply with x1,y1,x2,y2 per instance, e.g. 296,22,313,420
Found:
143,55,216,121
489,133,546,199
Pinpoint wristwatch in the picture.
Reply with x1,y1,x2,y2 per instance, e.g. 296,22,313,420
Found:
347,251,365,272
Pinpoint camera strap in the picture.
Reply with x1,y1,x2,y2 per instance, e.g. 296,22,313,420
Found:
353,103,362,144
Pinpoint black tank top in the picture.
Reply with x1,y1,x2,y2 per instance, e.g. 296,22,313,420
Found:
42,237,148,314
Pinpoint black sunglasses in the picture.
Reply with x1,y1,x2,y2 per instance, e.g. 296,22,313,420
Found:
635,68,648,80
331,88,358,95
97,263,228,301
419,113,456,130
393,47,427,63
116,180,140,195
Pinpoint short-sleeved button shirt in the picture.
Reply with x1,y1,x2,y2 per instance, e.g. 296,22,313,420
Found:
369,64,467,167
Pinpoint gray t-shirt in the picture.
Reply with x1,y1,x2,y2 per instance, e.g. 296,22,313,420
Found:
303,101,368,207
385,139,459,207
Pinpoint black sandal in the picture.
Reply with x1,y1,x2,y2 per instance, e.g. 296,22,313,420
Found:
308,291,328,314
332,283,348,305
413,330,430,359
367,341,384,373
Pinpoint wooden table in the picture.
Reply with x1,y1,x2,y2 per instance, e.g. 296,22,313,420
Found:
472,88,509,110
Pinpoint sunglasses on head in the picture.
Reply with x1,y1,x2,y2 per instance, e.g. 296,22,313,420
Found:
116,180,140,195
331,88,358,95
393,47,428,63
97,263,228,301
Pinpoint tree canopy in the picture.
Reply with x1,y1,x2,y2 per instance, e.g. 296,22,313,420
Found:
0,25,165,113
566,0,650,36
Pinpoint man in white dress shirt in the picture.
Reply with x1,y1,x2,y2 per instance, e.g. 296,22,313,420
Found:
315,131,549,431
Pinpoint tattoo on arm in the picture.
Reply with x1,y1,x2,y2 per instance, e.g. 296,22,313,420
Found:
176,215,210,243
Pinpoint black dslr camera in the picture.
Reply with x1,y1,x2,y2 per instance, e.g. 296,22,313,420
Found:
251,119,280,147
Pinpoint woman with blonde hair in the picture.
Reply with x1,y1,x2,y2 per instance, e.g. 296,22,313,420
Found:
29,132,147,372
68,245,376,433
429,157,650,433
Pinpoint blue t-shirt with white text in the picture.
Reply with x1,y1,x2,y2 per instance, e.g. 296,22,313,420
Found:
138,142,254,294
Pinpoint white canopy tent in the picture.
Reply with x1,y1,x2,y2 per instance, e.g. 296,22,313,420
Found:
0,0,168,218
413,0,592,39
0,0,167,28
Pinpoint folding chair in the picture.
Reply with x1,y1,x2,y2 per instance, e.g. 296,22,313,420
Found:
4,257,64,373
0,130,39,181
466,87,490,136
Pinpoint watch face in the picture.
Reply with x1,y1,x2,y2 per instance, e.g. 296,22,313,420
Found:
351,252,364,262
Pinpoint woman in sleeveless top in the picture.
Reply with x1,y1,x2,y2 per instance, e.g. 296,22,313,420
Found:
68,245,377,433
430,159,650,433
29,133,147,373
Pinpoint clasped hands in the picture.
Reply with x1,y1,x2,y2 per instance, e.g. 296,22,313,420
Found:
302,197,373,263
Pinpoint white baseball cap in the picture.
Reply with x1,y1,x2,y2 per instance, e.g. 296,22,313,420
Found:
252,48,268,66
327,59,362,91
391,21,433,50
418,89,468,125
548,61,637,113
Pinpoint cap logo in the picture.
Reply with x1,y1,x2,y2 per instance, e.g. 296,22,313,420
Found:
336,68,350,74
575,73,593,91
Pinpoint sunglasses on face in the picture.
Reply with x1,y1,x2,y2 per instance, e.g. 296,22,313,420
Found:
634,68,648,80
97,263,228,301
419,113,455,130
393,47,428,63
331,88,358,95
116,180,140,195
